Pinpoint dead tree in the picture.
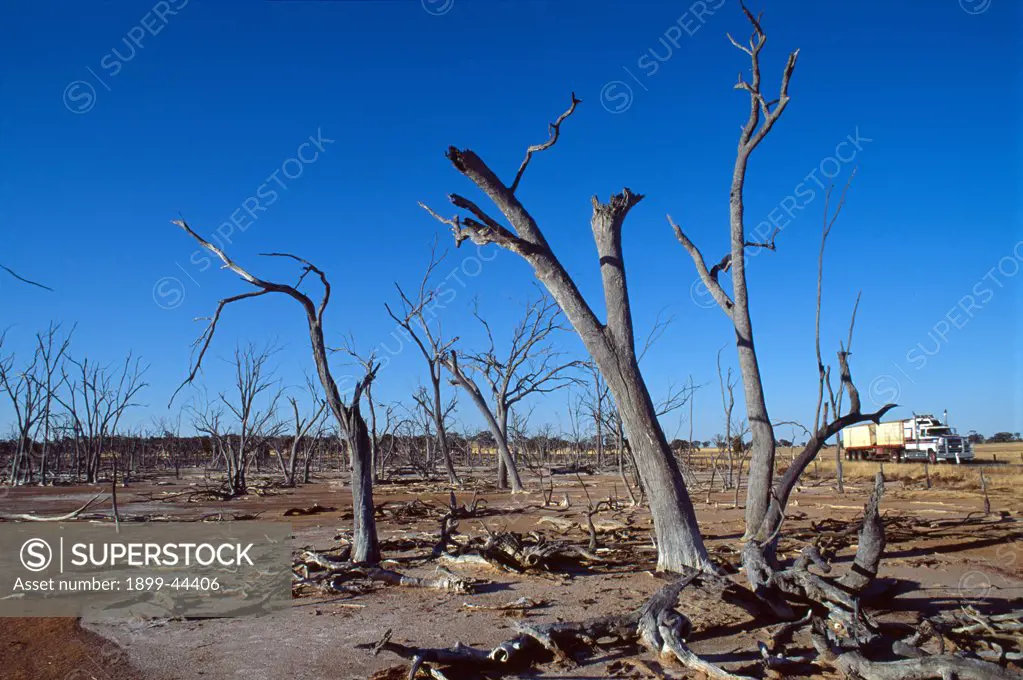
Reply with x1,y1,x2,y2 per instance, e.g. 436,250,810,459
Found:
27,324,72,485
423,129,710,568
204,343,285,495
575,366,635,503
579,314,696,504
369,401,399,479
0,333,43,485
671,6,893,542
717,348,738,491
154,413,186,478
670,4,797,537
385,245,461,486
459,290,580,489
171,219,382,563
410,384,458,479
54,354,147,483
583,362,609,469
280,380,327,487
442,351,524,492
188,394,230,483
365,572,754,679
338,341,388,481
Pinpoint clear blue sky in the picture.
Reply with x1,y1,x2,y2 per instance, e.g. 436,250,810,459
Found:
1,0,1019,440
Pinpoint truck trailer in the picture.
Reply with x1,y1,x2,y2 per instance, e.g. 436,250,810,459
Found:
840,414,972,464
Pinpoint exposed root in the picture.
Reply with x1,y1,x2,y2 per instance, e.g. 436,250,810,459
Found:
811,622,1023,680
293,548,482,596
360,573,755,678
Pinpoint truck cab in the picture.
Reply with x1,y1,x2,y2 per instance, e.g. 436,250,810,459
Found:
901,415,973,463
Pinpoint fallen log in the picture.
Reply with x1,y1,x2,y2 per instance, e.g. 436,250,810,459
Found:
359,566,478,594
0,492,105,521
360,572,755,679
811,626,1023,680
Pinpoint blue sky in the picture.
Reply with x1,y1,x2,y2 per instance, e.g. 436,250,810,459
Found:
0,0,1019,440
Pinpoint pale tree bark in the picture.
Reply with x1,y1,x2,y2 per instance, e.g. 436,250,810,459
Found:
442,351,524,492
338,342,395,481
463,290,580,490
671,6,798,539
171,220,381,563
385,244,460,486
282,390,327,487
581,314,696,503
422,96,710,571
670,7,901,550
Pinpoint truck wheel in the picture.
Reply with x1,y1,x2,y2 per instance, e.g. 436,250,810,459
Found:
928,450,937,464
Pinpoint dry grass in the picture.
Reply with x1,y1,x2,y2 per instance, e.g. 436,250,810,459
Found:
773,443,1023,493
971,441,1023,463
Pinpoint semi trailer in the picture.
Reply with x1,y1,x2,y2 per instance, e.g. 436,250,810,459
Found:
841,414,972,464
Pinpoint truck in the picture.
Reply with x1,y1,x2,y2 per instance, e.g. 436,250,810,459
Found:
840,414,973,464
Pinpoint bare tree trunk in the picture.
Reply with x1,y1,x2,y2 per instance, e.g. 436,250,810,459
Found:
445,355,523,493
835,439,845,494
172,220,381,565
733,326,775,535
612,369,705,569
425,106,710,571
366,385,378,482
495,402,512,489
346,405,379,563
431,377,460,486
309,328,381,564
671,13,798,540
496,451,508,489
614,418,638,505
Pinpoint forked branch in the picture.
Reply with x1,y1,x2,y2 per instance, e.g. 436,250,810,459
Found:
510,92,581,194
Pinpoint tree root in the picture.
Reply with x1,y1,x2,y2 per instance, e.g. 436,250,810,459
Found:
442,529,609,574
293,549,482,596
360,573,754,679
811,624,1023,680
741,471,1023,679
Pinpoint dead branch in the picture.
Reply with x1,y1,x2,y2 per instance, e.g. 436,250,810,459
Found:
363,573,754,678
0,264,53,291
510,93,581,194
0,492,105,521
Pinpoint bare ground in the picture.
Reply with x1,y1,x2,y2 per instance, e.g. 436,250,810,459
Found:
1,458,1021,679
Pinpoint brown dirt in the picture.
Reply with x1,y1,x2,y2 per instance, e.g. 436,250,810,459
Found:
1,456,1021,679
0,617,142,680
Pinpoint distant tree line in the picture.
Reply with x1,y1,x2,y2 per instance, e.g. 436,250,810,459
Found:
969,430,1023,444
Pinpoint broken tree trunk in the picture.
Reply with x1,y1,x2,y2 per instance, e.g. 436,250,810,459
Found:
363,573,753,679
